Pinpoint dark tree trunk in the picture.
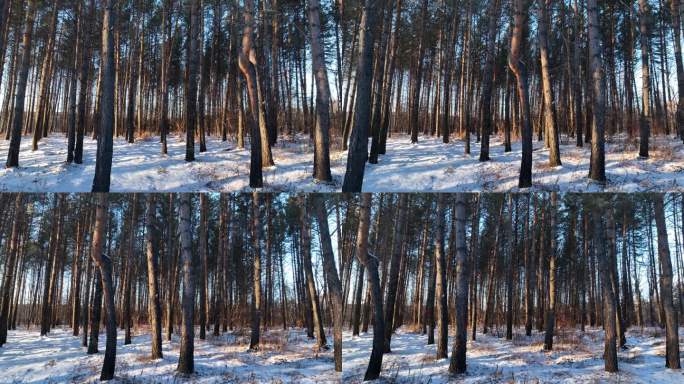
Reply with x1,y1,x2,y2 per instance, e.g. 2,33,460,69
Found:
434,195,449,358
145,194,163,359
312,195,345,372
383,194,409,352
92,0,117,192
342,0,380,192
177,194,195,374
653,197,681,369
449,194,469,374
91,194,117,381
5,0,37,168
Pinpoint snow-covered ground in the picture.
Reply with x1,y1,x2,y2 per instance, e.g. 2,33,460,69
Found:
0,133,682,192
343,326,684,383
0,327,341,383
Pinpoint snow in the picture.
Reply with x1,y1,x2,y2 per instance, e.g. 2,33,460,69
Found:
343,326,684,383
0,327,341,383
0,133,682,192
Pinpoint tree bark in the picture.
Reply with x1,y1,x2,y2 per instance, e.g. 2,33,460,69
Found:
435,195,449,358
448,194,469,374
307,0,333,182
587,0,607,182
311,195,345,372
654,196,681,369
342,0,380,192
5,0,37,168
509,0,533,187
92,0,117,191
177,194,195,374
383,194,408,352
145,194,163,359
90,194,117,380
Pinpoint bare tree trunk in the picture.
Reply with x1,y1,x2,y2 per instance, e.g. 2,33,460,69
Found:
538,0,561,166
0,194,22,346
654,196,681,369
177,194,195,374
249,192,262,350
5,0,37,168
307,0,332,182
92,0,117,191
199,194,209,340
479,0,501,162
90,194,117,380
353,194,385,380
638,0,651,158
435,195,448,358
299,196,327,348
383,194,408,352
544,193,558,350
342,0,380,192
592,197,618,373
239,0,263,188
587,0,606,182
672,0,684,142
312,195,344,372
449,194,469,374
509,0,533,188
145,194,163,359
184,0,200,162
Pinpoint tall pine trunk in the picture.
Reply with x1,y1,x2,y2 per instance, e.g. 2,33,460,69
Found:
5,0,37,168
92,0,117,191
177,194,195,374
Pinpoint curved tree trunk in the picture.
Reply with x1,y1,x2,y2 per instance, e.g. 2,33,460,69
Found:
90,194,117,381
239,0,263,188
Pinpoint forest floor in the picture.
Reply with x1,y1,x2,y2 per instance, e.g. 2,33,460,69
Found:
0,133,682,192
343,326,684,383
0,326,341,383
